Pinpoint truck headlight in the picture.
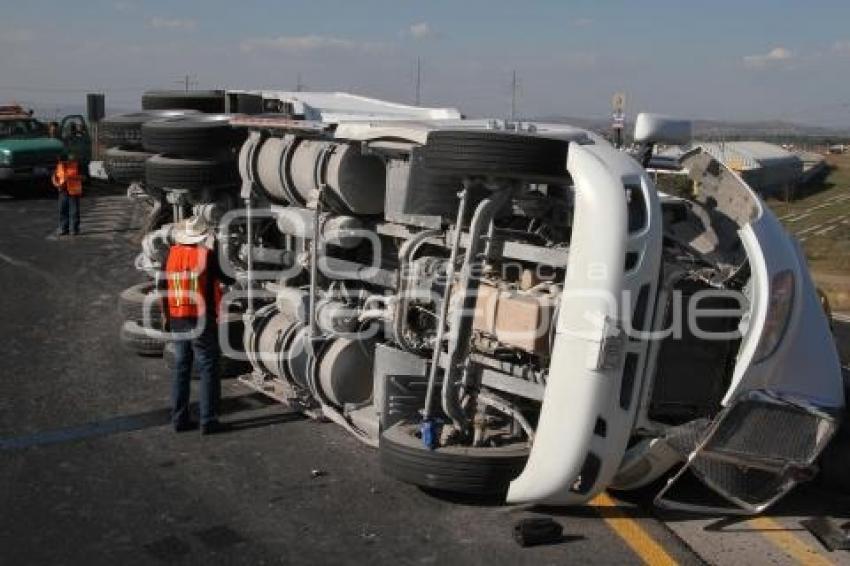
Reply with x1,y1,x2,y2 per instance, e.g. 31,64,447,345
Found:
753,269,795,362
0,152,11,166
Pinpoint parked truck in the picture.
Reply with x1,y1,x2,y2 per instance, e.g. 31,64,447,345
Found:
120,91,844,514
0,105,91,196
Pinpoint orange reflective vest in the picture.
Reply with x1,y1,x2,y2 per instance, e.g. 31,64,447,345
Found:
164,245,223,319
52,160,83,196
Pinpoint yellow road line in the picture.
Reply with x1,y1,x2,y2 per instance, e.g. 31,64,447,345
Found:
591,492,679,566
749,516,833,566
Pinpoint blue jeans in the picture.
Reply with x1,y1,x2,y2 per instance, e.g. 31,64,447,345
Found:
59,192,81,234
170,317,220,426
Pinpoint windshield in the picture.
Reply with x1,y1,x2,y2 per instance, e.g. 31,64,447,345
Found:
0,119,47,139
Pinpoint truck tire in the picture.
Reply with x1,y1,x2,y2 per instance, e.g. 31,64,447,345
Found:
145,154,239,191
380,421,529,495
119,281,164,326
420,130,569,179
141,115,242,156
104,147,155,184
141,90,226,114
101,110,199,149
120,320,165,357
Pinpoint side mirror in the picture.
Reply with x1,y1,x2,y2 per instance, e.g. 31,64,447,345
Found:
634,113,691,146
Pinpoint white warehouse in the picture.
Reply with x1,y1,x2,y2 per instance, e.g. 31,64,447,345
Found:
696,141,803,196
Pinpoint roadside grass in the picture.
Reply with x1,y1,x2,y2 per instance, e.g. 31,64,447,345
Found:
765,153,850,309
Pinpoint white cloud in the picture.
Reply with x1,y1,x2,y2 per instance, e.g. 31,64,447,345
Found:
742,47,793,68
148,17,197,31
572,18,593,27
833,40,850,56
408,22,432,40
240,35,381,53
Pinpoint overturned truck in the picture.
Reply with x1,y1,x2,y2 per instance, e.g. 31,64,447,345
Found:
131,92,844,514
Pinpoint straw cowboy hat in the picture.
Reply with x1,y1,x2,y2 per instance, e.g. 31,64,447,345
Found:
173,215,214,247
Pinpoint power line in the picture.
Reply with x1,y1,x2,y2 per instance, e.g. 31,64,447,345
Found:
415,57,421,106
510,70,518,120
175,74,198,92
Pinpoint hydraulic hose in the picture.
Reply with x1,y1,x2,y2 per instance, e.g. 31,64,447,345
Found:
422,187,470,420
440,188,511,432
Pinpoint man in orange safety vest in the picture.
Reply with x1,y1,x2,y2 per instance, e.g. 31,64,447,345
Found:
51,152,83,236
159,215,231,435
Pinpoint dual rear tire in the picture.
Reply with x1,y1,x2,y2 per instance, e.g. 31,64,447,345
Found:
140,114,243,193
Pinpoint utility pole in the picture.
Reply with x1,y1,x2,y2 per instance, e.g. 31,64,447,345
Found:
611,92,626,149
510,70,518,121
415,57,421,106
296,73,304,92
175,75,197,92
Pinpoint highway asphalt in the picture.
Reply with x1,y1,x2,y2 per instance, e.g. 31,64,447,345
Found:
0,184,848,565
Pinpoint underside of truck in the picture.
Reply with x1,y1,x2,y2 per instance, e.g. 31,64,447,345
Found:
215,120,753,503
123,94,842,513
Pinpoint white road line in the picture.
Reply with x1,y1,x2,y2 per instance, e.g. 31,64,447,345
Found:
797,223,825,236
794,213,849,237
786,212,812,223
0,250,61,287
780,193,850,220
834,313,850,324
71,197,139,239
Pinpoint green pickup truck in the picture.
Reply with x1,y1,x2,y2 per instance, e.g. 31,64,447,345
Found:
0,106,91,195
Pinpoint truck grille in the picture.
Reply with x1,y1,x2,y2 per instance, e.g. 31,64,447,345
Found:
655,391,840,513
707,398,826,463
692,457,793,507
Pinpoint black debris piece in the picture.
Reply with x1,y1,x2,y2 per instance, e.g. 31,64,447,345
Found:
513,517,564,548
801,517,850,552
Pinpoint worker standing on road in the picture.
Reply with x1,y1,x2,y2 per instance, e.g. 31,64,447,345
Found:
51,152,82,236
159,215,230,435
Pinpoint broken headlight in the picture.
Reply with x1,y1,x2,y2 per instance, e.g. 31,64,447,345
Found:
752,269,794,363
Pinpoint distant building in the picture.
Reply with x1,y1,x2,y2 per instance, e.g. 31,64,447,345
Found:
796,150,828,184
696,141,803,196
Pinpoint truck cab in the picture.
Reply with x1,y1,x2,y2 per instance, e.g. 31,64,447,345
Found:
0,105,91,195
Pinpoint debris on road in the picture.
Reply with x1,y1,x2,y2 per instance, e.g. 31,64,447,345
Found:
513,517,564,547
801,516,850,552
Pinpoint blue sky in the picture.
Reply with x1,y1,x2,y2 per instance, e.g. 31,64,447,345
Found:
3,0,850,126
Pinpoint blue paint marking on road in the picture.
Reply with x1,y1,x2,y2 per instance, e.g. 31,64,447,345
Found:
0,393,283,451
0,410,170,451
